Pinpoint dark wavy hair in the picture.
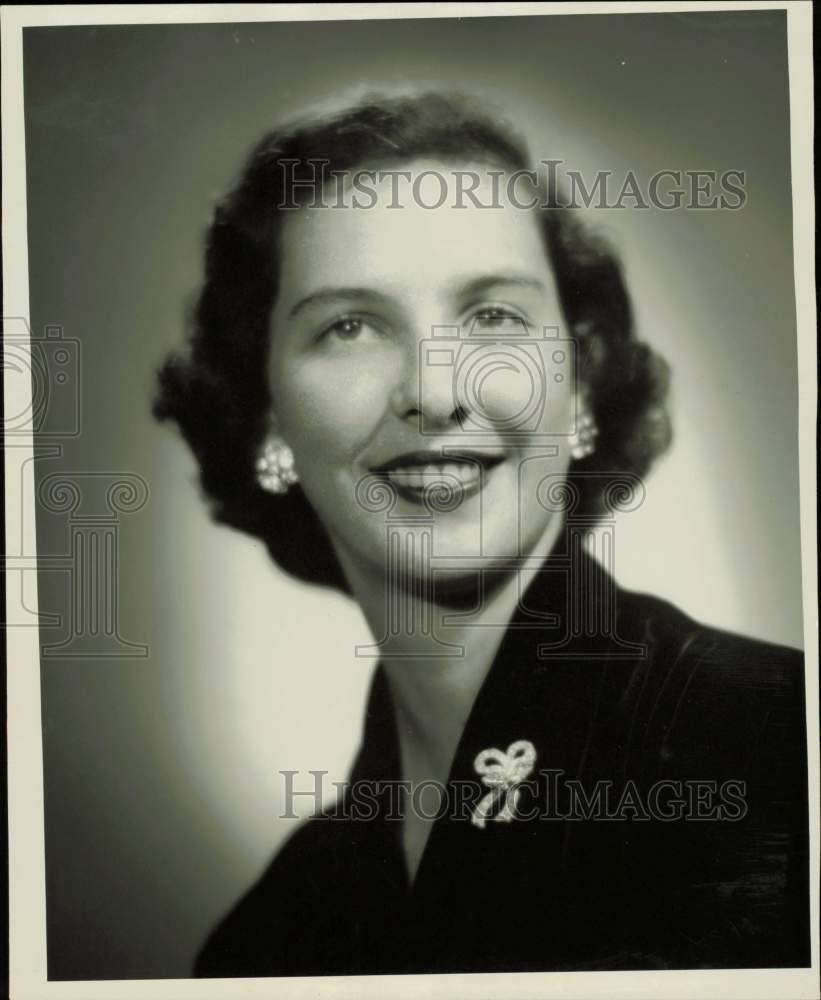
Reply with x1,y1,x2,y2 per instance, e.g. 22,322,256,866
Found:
153,91,671,592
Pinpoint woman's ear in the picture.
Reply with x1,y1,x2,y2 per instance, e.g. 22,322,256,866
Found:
570,381,592,423
568,385,598,461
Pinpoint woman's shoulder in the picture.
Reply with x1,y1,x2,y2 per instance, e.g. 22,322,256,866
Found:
193,814,363,978
606,583,807,774
604,588,810,966
537,552,804,699
614,582,804,692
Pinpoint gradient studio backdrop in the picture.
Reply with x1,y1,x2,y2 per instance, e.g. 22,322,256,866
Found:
23,11,801,980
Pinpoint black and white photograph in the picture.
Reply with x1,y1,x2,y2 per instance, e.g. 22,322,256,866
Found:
2,3,818,998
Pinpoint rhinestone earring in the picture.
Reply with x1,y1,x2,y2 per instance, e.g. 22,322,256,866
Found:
256,436,298,495
569,411,599,461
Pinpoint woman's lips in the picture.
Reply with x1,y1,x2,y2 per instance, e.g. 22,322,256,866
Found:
374,455,504,505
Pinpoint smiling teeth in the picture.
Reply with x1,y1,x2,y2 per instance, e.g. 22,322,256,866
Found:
386,463,481,489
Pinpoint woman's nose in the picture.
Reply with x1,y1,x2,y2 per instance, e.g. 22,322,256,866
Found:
389,332,468,430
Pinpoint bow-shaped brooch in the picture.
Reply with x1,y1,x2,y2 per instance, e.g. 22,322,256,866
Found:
471,739,536,829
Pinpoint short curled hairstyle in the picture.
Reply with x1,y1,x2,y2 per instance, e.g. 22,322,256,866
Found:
153,91,671,593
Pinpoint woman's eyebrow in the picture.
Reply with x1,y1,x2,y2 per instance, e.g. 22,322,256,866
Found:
288,287,390,319
456,273,546,298
287,274,545,320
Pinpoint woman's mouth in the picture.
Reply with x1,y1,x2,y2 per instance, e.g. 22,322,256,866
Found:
372,451,505,506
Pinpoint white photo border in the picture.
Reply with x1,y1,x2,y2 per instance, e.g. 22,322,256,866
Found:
2,3,817,998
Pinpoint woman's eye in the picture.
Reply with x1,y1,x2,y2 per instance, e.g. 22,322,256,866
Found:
319,317,380,343
327,318,363,340
472,307,526,328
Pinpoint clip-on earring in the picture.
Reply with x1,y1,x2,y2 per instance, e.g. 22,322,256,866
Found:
256,436,298,495
569,411,599,461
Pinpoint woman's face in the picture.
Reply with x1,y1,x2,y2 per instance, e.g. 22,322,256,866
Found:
268,159,579,589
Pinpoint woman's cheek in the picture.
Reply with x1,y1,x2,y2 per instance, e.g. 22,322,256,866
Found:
278,354,394,465
330,349,398,414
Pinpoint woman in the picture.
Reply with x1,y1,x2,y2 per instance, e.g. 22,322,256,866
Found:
154,92,809,975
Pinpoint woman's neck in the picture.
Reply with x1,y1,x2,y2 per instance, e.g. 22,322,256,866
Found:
333,518,563,885
335,517,563,784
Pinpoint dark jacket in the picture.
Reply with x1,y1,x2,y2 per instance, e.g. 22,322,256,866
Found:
195,550,810,975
